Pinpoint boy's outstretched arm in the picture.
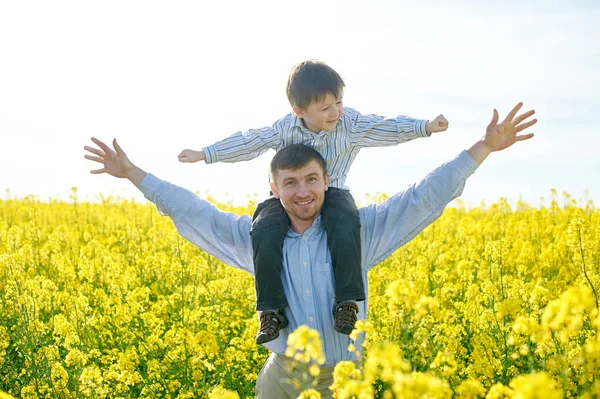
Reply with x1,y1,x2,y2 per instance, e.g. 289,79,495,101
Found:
346,108,447,149
176,123,283,165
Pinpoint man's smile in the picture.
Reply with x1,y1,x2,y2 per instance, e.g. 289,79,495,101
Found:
295,199,314,207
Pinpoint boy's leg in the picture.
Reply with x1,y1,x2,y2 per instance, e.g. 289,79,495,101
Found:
321,188,365,334
251,197,290,343
322,187,365,302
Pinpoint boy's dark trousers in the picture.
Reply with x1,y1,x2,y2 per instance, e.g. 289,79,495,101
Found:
250,187,365,311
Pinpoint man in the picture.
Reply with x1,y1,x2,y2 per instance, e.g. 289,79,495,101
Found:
84,103,536,398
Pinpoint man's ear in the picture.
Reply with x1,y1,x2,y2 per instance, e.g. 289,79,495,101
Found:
292,106,306,118
324,174,330,191
270,182,280,199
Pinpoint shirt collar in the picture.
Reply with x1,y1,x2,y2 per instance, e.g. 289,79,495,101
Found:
291,110,343,133
292,112,306,130
286,215,323,240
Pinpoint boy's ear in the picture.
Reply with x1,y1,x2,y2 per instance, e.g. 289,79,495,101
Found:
270,182,280,199
292,106,306,118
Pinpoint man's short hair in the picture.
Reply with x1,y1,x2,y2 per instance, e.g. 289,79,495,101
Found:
270,144,327,181
286,60,345,110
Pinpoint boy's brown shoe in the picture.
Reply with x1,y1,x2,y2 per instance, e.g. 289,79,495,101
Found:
256,311,288,344
333,301,359,335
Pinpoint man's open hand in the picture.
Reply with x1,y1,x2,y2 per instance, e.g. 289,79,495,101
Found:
84,138,132,178
483,103,536,152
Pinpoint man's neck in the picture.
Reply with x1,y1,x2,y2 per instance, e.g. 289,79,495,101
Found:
289,219,316,235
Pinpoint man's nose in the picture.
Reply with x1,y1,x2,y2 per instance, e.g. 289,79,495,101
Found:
296,183,310,197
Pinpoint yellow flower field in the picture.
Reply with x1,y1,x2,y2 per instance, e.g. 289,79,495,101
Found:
0,190,599,398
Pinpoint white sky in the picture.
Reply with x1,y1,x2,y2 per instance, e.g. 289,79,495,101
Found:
1,0,598,208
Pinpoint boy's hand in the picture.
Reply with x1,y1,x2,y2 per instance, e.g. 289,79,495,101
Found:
178,149,206,163
425,114,449,134
482,102,536,152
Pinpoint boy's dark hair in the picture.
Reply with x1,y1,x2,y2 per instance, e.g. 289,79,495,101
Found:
270,144,327,181
286,60,345,109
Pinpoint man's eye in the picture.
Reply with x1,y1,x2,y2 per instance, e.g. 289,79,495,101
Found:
308,177,317,182
285,181,295,186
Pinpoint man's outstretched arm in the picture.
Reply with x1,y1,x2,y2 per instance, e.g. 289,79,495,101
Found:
360,102,537,270
84,138,255,274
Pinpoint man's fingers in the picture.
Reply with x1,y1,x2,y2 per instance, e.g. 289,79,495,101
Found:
515,133,535,142
178,151,187,158
90,168,106,174
503,102,523,124
513,109,535,126
84,146,105,158
91,137,113,155
113,138,126,156
487,109,499,130
516,119,538,133
84,154,104,163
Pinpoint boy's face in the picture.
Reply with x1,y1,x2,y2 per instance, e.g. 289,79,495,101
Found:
293,92,343,133
270,160,330,230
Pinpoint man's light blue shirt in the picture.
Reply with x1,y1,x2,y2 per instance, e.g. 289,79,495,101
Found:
140,150,479,366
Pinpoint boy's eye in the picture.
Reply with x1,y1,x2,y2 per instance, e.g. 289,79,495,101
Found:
321,106,329,111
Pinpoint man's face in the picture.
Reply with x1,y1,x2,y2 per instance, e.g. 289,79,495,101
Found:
293,92,343,133
271,160,330,228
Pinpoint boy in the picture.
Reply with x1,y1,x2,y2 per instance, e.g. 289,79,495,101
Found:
178,60,448,344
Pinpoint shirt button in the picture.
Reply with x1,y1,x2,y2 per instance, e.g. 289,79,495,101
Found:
306,290,311,295
309,317,314,322
303,262,307,266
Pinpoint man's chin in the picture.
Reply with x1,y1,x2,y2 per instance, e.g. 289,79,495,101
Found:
293,208,319,221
